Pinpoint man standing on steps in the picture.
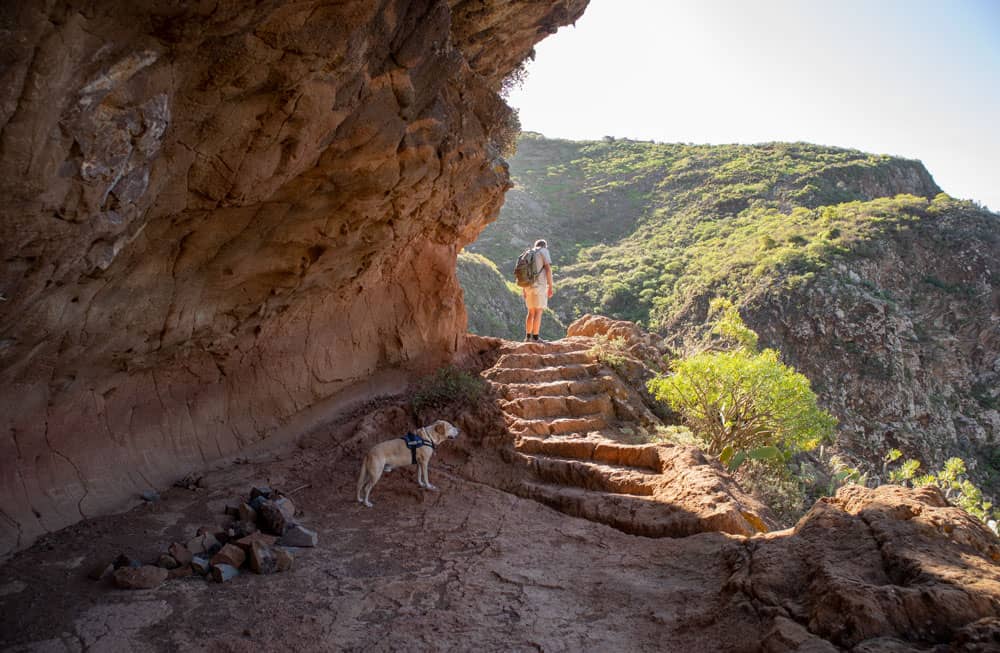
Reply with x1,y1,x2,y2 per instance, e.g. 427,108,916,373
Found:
523,239,554,342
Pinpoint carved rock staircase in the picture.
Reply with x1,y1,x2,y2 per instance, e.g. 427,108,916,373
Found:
482,338,770,538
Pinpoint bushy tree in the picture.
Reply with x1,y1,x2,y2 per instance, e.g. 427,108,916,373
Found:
648,300,836,469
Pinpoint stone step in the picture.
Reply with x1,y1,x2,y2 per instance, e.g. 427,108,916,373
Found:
508,414,609,437
506,451,656,496
514,436,664,473
500,394,615,420
499,376,616,400
515,481,715,538
495,350,593,370
501,340,590,356
483,363,601,385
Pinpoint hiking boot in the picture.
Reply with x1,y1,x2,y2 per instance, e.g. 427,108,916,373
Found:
532,334,546,344
524,334,533,342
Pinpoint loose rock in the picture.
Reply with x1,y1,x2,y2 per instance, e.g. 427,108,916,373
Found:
248,542,276,574
113,565,168,590
257,500,291,535
157,554,179,570
190,556,211,575
168,542,193,566
250,486,273,500
211,564,239,583
140,490,160,502
234,532,277,551
210,543,246,568
231,520,258,539
238,502,257,524
275,547,294,572
279,524,318,547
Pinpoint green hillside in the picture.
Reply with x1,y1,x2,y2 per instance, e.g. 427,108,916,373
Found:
468,133,942,328
464,132,1000,498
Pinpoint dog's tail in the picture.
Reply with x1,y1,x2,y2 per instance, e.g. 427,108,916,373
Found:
356,458,368,502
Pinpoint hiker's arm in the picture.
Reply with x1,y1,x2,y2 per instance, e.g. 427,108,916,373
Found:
544,261,553,296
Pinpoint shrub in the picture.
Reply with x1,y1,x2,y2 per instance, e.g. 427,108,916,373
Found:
647,302,836,467
412,366,485,413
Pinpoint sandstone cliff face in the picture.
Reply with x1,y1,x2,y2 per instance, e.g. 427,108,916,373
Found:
0,0,587,556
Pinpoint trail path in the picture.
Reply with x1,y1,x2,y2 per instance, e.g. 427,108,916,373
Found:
2,337,998,652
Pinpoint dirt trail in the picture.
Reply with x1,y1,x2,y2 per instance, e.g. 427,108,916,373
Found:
2,336,999,652
0,441,755,652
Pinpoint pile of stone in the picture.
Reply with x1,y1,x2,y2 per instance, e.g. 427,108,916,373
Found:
92,485,319,589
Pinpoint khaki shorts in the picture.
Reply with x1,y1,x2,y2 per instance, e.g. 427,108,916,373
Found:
524,284,548,310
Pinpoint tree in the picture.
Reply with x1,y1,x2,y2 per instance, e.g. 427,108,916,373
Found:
647,299,836,469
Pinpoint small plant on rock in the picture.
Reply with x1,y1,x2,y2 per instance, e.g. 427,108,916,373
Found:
884,449,998,532
587,334,630,372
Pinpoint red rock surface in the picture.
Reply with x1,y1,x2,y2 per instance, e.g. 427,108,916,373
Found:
1,429,997,651
0,0,587,556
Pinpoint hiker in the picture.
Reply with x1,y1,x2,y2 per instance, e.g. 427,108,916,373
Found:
521,239,553,342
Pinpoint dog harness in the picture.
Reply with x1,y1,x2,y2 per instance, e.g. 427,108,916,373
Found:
401,431,435,465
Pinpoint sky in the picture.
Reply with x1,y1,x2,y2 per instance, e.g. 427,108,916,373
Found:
506,0,1000,211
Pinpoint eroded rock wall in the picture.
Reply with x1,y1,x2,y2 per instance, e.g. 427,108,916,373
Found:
0,0,587,556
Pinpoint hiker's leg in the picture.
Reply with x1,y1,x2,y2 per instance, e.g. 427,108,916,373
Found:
530,308,543,335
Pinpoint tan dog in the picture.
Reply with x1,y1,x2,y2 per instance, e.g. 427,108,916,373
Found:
356,420,460,507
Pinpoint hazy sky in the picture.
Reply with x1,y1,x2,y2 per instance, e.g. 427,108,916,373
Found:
506,0,1000,211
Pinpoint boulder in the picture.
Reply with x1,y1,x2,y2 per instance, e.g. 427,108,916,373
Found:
190,556,211,576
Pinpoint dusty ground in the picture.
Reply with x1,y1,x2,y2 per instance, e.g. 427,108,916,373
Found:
0,437,761,653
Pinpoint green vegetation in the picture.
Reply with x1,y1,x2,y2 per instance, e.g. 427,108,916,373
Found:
884,449,998,531
411,366,486,413
587,334,630,373
647,300,837,467
468,133,953,329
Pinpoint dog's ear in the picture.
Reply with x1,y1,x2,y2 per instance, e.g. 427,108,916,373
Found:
435,421,446,436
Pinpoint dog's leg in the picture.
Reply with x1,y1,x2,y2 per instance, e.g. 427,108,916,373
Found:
356,462,368,504
362,459,384,508
420,456,437,491
415,457,427,488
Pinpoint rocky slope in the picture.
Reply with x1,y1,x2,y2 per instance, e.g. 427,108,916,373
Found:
467,134,1000,492
0,0,588,557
